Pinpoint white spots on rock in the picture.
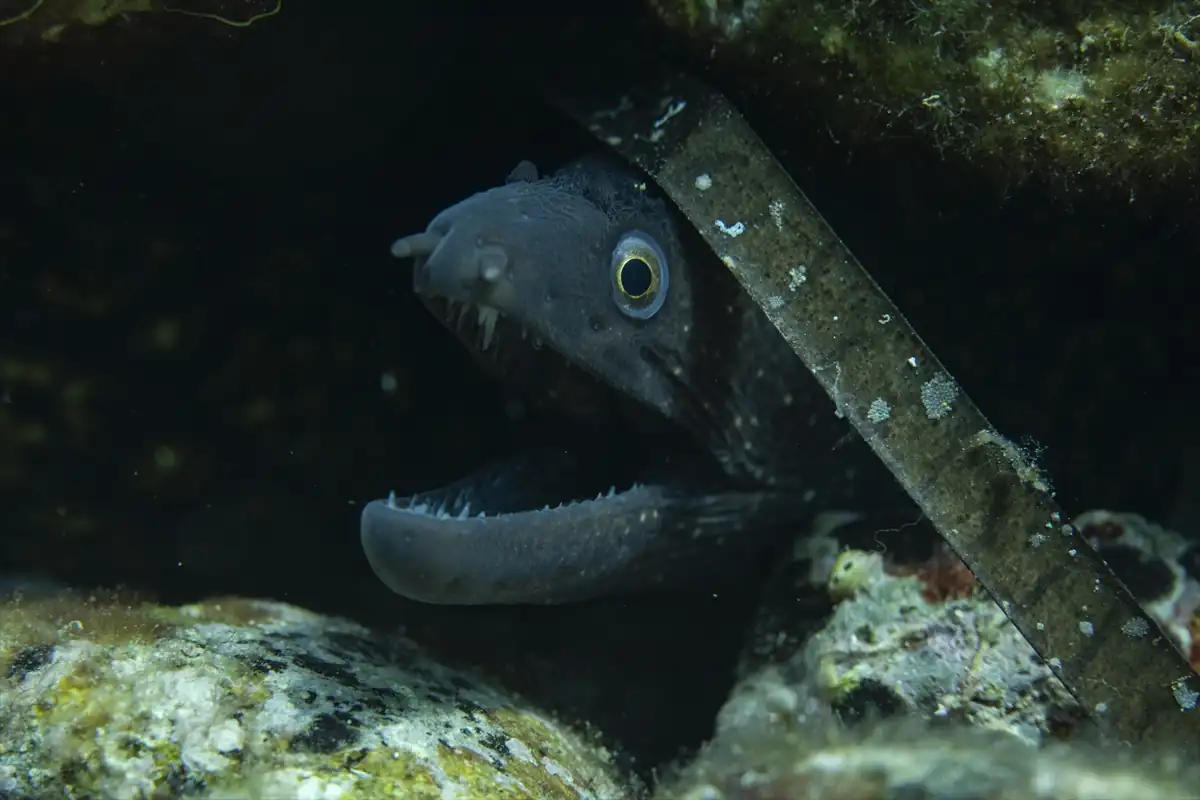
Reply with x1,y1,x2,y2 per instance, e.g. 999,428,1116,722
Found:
878,313,892,324
769,199,785,230
1172,677,1199,711
921,373,959,420
1078,620,1094,637
1048,657,1062,670
787,265,807,291
1094,701,1108,714
1121,617,1150,638
907,356,919,368
1068,548,1078,556
603,135,622,147
765,295,786,310
1035,621,1045,631
505,737,536,764
721,255,738,270
543,758,574,782
694,173,713,190
1028,533,1048,548
715,219,746,237
261,769,352,800
866,397,891,423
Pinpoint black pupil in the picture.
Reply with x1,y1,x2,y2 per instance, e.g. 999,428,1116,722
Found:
621,258,653,297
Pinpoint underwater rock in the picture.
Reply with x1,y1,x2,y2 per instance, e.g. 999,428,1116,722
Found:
1075,509,1200,669
720,534,1081,747
0,592,636,799
650,0,1200,198
658,718,1200,799
664,508,1200,797
715,507,1200,754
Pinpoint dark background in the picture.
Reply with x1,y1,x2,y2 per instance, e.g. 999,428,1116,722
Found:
0,0,1195,778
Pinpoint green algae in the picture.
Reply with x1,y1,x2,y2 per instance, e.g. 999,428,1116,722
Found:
0,594,633,799
651,0,1200,197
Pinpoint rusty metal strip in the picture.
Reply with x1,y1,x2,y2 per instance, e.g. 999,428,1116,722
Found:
545,67,1200,748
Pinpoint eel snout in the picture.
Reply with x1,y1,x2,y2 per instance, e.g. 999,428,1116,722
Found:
392,227,510,303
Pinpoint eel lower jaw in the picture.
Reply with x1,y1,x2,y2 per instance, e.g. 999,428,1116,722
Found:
360,458,812,607
360,475,673,606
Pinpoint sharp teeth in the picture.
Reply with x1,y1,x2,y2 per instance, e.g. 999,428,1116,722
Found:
477,306,499,350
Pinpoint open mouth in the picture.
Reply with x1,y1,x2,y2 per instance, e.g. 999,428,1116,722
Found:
373,290,714,522
359,278,731,605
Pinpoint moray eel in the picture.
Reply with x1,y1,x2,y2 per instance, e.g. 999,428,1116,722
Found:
362,155,873,604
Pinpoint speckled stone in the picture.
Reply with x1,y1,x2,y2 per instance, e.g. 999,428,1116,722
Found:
658,719,1200,800
0,593,637,799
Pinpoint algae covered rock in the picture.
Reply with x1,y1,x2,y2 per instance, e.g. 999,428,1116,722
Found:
658,719,1200,799
718,534,1081,747
656,509,1200,797
650,0,1200,198
0,593,636,799
715,507,1200,749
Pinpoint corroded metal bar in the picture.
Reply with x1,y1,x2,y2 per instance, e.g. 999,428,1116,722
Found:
547,68,1200,748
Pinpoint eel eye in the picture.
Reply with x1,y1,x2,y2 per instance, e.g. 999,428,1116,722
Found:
611,230,669,319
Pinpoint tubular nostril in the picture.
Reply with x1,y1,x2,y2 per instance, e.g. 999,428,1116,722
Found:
476,245,507,283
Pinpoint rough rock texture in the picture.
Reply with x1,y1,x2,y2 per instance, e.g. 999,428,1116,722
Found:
721,508,1200,751
1076,509,1200,668
718,535,1081,747
657,719,1200,799
653,508,1200,797
0,593,637,799
650,0,1200,199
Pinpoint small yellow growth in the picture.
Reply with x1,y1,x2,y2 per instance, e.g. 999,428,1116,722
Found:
828,549,883,600
343,748,442,799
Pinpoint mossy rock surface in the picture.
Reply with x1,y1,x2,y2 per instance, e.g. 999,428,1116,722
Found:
0,593,636,799
651,0,1200,199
